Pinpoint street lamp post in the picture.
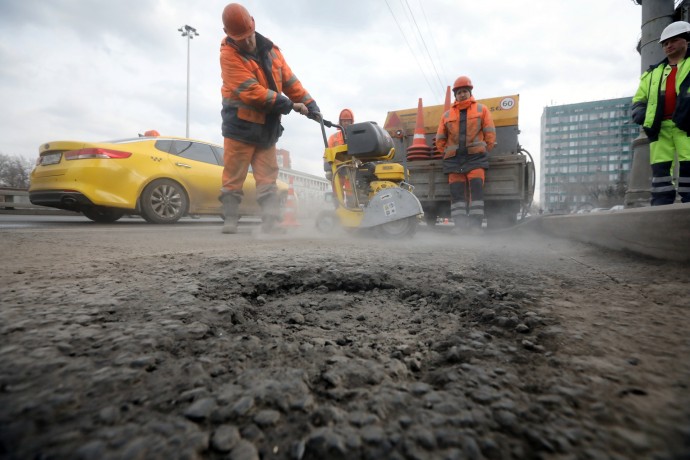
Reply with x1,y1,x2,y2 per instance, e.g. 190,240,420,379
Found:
178,25,199,138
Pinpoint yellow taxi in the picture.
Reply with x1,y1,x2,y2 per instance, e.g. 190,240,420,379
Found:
29,132,288,223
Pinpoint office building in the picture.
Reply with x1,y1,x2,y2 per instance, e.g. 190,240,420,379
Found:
540,97,639,212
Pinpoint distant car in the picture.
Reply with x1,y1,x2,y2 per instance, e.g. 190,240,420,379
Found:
29,134,288,223
590,207,609,213
609,205,625,212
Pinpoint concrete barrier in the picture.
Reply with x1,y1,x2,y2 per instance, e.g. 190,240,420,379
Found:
0,188,34,209
524,203,690,262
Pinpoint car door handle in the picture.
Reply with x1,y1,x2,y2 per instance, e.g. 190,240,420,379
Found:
175,162,192,168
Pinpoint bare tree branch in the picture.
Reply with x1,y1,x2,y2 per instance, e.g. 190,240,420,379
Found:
0,154,34,189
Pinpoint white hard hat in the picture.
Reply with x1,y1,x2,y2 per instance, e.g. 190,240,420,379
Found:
659,21,690,43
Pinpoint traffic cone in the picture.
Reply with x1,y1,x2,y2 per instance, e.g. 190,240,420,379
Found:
444,85,451,113
406,98,432,161
433,86,451,159
281,176,300,227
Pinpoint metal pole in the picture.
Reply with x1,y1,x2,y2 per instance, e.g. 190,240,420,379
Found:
186,35,190,138
178,25,198,139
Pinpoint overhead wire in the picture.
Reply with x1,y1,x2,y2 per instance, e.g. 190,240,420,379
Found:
384,0,438,99
402,0,446,95
417,0,450,87
397,0,443,103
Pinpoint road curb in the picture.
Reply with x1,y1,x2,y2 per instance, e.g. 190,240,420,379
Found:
530,203,690,262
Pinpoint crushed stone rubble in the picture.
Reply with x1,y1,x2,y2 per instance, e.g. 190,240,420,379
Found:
1,243,688,460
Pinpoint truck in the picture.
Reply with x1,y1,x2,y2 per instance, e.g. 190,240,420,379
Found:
383,94,536,229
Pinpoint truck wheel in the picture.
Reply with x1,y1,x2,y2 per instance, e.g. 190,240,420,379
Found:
374,216,418,238
486,202,519,229
424,212,438,227
421,203,440,227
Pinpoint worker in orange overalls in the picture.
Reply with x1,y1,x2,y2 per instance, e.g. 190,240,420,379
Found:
436,76,496,233
327,109,355,207
219,3,320,234
328,109,354,148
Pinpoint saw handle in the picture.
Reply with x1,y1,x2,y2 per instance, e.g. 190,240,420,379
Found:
313,114,343,147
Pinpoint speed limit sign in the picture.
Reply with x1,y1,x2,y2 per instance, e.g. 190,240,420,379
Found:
500,97,515,110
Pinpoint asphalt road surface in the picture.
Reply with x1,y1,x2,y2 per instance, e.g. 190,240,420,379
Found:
1,214,688,459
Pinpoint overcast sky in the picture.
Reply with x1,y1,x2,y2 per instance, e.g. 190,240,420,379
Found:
0,0,644,200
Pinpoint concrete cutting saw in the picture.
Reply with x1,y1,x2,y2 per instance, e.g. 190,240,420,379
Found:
314,116,423,238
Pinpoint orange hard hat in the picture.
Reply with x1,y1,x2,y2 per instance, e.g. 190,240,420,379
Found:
144,130,160,137
452,76,473,92
222,3,255,41
339,108,354,122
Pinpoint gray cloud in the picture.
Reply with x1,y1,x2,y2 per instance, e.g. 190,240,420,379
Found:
0,0,645,202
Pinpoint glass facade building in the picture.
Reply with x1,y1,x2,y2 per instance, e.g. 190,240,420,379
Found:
540,97,639,212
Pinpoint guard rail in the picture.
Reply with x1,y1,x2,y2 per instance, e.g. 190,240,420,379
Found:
0,187,73,214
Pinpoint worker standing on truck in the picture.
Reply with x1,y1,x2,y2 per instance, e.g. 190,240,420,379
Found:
218,3,320,234
632,20,690,206
328,109,355,207
436,76,496,233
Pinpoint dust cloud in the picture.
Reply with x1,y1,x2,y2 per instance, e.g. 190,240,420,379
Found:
1,219,688,459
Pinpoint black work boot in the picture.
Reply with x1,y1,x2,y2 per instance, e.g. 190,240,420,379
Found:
261,216,285,234
468,215,484,235
221,195,240,234
452,216,469,235
259,193,284,234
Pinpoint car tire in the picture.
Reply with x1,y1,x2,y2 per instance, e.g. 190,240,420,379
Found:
82,206,125,223
140,179,188,224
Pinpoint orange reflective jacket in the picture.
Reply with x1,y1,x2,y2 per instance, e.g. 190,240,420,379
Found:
220,33,317,146
327,130,345,148
436,97,496,158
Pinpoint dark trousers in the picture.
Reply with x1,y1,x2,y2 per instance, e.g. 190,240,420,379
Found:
449,169,485,226
651,160,690,205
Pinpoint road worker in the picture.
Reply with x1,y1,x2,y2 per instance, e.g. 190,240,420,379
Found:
632,20,690,206
219,3,320,234
436,76,496,233
328,109,355,207
327,108,354,147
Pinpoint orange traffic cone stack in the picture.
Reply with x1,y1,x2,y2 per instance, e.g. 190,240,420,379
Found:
433,86,452,159
406,98,432,161
281,176,300,227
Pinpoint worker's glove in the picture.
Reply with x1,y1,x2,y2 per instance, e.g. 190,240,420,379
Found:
307,111,323,122
631,102,647,125
306,101,321,121
292,103,309,115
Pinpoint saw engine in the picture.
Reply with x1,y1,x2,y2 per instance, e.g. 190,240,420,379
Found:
352,162,407,204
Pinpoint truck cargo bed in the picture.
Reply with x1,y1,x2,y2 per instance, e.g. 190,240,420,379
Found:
405,154,527,203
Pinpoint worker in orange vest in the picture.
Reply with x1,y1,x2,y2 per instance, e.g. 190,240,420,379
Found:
436,76,496,233
328,109,354,147
328,109,355,207
218,3,320,234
